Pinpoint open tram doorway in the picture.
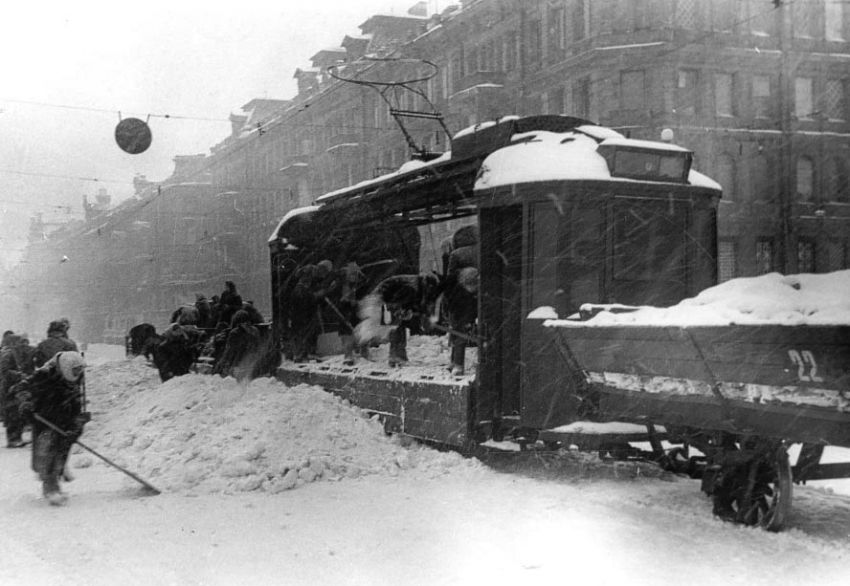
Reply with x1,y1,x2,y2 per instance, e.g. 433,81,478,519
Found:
478,205,523,438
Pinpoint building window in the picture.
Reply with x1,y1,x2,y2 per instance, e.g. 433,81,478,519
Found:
825,79,846,120
526,19,542,72
573,77,590,119
796,156,815,201
715,154,736,200
756,239,775,274
632,0,650,30
718,240,737,282
545,87,565,115
826,0,845,41
828,241,849,270
715,73,734,116
825,157,850,202
573,0,590,41
504,32,517,71
751,154,773,201
793,0,818,38
750,1,776,36
677,69,699,117
797,239,816,273
753,75,772,119
621,70,646,110
547,5,564,61
714,0,737,32
465,46,478,75
675,0,698,29
795,77,814,119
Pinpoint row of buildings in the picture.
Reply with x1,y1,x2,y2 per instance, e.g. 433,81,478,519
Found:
10,0,850,344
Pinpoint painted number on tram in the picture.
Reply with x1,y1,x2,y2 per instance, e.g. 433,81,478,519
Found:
787,349,824,383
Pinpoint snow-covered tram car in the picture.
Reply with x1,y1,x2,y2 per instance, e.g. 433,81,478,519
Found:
269,114,721,447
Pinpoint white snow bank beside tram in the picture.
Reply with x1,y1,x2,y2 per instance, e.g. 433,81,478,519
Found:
546,270,850,327
474,129,720,190
80,358,480,495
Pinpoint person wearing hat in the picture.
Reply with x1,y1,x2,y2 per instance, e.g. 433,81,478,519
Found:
444,225,479,376
16,351,89,506
32,320,78,369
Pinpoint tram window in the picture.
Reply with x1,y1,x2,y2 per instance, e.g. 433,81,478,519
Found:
529,202,559,309
602,147,690,183
530,200,604,315
612,201,688,306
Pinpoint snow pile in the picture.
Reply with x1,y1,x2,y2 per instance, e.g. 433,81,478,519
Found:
80,357,480,495
548,270,850,327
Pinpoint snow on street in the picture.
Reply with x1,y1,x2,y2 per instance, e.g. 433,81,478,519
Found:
1,346,849,585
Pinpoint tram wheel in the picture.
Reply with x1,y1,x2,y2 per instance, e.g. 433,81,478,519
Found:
714,444,792,532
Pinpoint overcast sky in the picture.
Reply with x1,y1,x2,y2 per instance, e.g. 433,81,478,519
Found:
0,0,445,265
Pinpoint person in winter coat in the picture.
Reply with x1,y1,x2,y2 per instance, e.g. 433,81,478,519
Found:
241,300,265,325
444,225,479,375
1,334,31,447
214,310,261,381
289,265,321,362
218,281,243,327
32,320,78,369
0,330,14,423
195,294,214,329
152,323,203,382
16,351,88,506
336,262,370,365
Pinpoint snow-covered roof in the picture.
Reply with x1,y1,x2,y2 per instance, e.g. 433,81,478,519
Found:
268,205,320,243
474,129,722,191
315,152,451,203
545,270,850,327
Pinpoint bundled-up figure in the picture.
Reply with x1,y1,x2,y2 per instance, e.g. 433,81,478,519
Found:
0,330,15,424
16,351,88,506
195,295,215,330
289,265,321,362
214,310,261,381
1,334,33,447
360,273,442,367
152,323,203,382
218,281,243,327
33,320,78,369
241,300,265,325
444,225,479,375
336,262,370,365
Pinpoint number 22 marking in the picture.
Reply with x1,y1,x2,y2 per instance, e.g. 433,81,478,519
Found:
787,349,824,382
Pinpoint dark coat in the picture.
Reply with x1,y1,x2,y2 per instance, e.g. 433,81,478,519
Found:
33,334,78,369
15,365,83,432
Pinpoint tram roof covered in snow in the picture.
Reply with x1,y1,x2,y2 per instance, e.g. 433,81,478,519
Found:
269,115,720,238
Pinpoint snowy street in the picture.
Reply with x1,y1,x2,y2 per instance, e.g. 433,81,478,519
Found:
0,347,848,585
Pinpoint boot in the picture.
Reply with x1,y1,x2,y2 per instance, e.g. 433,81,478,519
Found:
341,335,355,365
46,491,68,506
358,344,370,361
450,342,466,376
388,327,408,367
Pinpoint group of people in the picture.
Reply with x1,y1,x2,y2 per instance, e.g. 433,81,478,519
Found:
287,259,370,365
146,280,273,383
1,319,88,505
284,223,480,376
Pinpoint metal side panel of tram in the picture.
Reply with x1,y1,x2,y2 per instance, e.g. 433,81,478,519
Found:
275,364,473,448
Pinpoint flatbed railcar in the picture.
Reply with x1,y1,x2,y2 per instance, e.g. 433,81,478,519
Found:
268,114,850,531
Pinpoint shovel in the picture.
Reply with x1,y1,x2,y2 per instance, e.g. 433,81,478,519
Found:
33,414,161,496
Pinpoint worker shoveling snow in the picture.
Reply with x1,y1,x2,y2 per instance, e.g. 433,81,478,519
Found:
75,357,480,495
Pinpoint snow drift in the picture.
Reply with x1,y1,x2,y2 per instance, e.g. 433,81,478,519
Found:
78,358,480,495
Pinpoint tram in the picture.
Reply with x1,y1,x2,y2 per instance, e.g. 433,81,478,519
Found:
268,114,850,531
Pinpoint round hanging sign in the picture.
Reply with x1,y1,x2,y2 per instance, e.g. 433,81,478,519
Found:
115,117,152,154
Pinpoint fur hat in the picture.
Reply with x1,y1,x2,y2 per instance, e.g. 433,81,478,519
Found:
55,351,86,383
